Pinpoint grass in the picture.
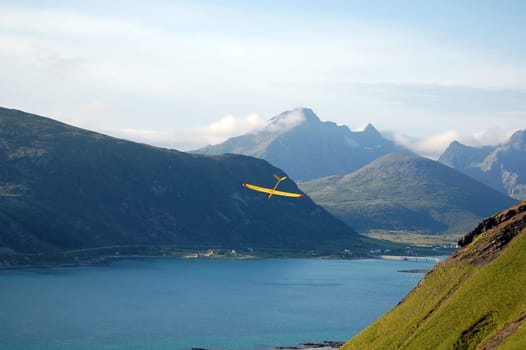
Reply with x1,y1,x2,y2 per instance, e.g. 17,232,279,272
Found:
299,154,518,236
342,227,526,349
362,230,461,247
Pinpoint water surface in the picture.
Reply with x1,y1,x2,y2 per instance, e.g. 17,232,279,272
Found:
0,258,437,350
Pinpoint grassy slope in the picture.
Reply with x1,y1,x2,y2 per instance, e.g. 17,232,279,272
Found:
342,203,526,350
300,153,517,234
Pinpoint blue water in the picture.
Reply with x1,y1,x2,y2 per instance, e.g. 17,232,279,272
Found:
0,258,437,350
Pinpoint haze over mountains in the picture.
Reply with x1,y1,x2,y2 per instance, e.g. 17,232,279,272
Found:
196,108,413,181
439,130,526,200
0,107,364,264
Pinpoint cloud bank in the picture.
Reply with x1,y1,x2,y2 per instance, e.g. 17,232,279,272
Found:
203,114,267,144
111,110,520,160
388,128,516,159
112,113,267,151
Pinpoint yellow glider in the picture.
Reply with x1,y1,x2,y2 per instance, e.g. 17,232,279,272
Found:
243,174,304,199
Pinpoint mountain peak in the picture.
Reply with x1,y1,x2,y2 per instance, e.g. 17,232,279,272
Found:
438,129,526,200
264,108,320,134
301,152,518,234
296,107,320,122
363,123,381,136
195,108,413,181
442,140,471,153
270,107,319,123
509,129,526,149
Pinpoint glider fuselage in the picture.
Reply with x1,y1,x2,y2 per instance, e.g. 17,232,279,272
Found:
242,175,304,199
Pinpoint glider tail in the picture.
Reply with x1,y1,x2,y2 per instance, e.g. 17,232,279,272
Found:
273,174,287,182
269,174,287,199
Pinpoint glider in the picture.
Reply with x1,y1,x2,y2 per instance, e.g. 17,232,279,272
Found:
243,174,304,199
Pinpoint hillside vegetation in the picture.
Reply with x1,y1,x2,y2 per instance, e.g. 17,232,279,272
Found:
0,107,365,265
300,153,517,235
342,201,526,350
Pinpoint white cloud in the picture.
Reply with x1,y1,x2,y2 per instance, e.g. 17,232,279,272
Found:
390,128,517,159
3,3,524,98
110,127,198,150
264,109,306,133
1,2,525,151
107,113,267,150
470,128,517,147
392,130,461,159
204,114,266,143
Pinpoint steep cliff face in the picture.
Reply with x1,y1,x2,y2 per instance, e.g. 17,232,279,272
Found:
342,202,526,350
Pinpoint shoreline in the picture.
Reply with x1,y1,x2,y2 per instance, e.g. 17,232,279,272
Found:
374,255,442,263
0,252,447,270
0,243,452,270
190,340,345,350
0,242,454,270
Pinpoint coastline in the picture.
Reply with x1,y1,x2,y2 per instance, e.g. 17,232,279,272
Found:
374,255,442,263
190,340,345,350
0,245,451,270
0,253,445,270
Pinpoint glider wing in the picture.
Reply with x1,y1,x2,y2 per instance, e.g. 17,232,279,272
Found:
243,183,304,198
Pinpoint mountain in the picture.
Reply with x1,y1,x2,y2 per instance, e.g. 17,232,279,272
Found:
195,108,413,181
0,107,364,264
342,201,526,350
437,141,493,170
439,130,526,200
299,153,518,234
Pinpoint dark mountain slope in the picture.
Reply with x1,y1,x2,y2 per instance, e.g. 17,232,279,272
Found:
342,201,526,350
0,107,361,260
439,130,526,200
300,153,518,234
195,108,413,181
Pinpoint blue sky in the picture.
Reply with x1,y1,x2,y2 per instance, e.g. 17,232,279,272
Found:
1,0,525,157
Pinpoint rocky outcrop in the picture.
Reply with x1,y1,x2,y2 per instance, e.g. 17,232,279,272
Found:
457,202,526,265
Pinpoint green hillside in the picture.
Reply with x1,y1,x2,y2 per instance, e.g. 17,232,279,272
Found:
0,107,366,266
299,153,517,235
342,201,526,350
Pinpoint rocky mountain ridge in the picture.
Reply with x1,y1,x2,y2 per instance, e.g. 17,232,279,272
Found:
195,108,413,181
439,130,526,200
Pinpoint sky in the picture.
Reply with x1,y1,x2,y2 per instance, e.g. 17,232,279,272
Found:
1,0,525,158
